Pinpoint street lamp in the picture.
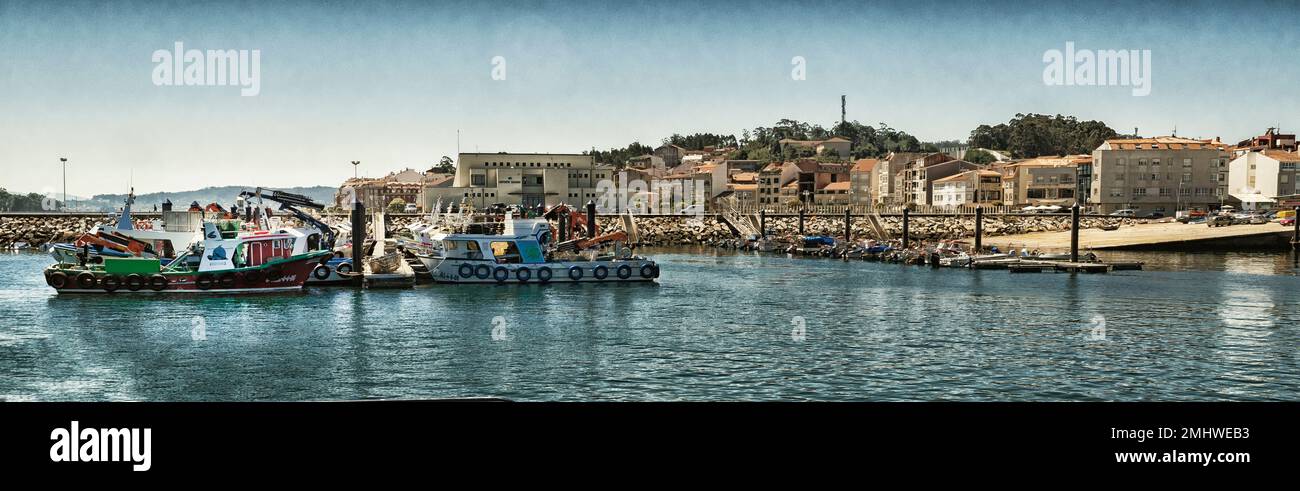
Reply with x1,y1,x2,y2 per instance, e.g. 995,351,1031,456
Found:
59,157,68,212
351,160,360,179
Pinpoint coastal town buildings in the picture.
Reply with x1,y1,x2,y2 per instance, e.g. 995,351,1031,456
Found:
873,152,925,205
417,172,454,211
1090,137,1230,214
902,153,965,205
1072,155,1094,208
653,144,686,167
419,152,615,209
932,169,1003,206
849,158,878,205
757,163,785,205
1236,127,1297,152
1226,148,1300,210
778,136,852,159
336,168,423,211
999,156,1083,208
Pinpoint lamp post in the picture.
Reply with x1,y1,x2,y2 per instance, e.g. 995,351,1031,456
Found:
59,157,68,212
351,160,360,179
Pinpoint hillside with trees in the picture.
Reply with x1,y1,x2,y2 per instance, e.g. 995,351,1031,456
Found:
967,113,1118,158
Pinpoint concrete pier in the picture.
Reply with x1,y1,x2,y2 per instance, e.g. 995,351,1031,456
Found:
985,221,1294,251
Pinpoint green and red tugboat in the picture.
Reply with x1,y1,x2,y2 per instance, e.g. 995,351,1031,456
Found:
44,222,332,294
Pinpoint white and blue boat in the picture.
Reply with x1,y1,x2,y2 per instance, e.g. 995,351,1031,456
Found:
416,214,658,284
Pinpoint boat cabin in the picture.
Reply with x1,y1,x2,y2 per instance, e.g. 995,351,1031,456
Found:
440,236,546,264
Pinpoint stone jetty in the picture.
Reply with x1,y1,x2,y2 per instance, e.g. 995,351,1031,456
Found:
1,212,1143,249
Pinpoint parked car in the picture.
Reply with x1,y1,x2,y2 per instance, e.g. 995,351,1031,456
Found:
1139,211,1165,219
1109,209,1137,217
1175,209,1207,223
1281,217,1296,227
1207,215,1234,227
403,203,418,213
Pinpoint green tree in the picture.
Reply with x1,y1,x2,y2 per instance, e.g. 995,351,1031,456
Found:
964,149,996,165
967,114,1117,158
433,156,455,174
387,197,407,213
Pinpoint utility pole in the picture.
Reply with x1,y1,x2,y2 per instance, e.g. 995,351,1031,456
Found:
840,95,846,126
59,157,68,212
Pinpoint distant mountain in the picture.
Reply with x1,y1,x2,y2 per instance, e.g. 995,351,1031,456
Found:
86,186,338,212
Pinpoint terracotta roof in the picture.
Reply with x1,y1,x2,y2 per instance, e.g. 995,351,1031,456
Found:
1003,156,1077,168
1102,137,1226,151
423,174,454,187
822,181,851,191
731,172,758,183
1263,150,1300,163
729,183,758,191
851,158,879,173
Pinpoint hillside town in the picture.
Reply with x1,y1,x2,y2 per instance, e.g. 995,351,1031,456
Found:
336,127,1300,216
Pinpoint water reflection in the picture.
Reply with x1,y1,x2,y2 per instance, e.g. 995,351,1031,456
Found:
5,250,1300,401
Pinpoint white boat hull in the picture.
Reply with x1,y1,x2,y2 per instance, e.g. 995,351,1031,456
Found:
420,256,659,284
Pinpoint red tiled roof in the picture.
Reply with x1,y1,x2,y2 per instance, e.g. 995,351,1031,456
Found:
851,158,879,173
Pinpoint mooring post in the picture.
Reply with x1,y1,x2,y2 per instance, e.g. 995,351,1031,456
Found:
1071,203,1081,262
586,200,597,239
902,208,910,249
759,208,767,236
558,212,568,243
350,200,366,286
798,208,806,235
844,207,852,243
974,206,983,252
1292,205,1300,246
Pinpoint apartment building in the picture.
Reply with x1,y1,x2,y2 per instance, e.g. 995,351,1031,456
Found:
1227,149,1300,210
902,153,966,205
1000,156,1082,208
1091,137,1230,214
873,152,925,205
425,153,614,209
849,158,878,205
933,169,1003,206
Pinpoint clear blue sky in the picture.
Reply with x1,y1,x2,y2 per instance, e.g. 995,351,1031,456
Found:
2,0,1297,197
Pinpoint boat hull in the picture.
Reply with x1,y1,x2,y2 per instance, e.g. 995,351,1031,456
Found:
307,257,355,285
43,253,328,294
419,256,659,284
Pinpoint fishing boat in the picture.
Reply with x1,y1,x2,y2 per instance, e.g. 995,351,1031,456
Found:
43,222,332,294
416,211,658,284
359,212,416,289
50,188,354,285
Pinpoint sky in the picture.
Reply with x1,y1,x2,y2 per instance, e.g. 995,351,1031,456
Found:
2,0,1298,197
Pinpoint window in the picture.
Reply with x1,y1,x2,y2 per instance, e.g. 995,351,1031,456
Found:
1182,158,1192,168
489,241,522,264
472,174,486,186
1181,173,1192,183
1132,187,1146,196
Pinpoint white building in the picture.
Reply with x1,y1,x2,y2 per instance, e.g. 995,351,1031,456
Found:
1227,149,1300,210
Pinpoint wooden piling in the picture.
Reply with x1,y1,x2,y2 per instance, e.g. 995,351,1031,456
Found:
1071,204,1081,262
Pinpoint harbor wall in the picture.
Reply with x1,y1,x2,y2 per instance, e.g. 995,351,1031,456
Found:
0,213,1143,248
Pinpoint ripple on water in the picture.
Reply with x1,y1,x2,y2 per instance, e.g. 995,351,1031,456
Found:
0,249,1298,401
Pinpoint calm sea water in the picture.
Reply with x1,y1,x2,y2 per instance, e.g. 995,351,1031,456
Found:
1,248,1298,401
